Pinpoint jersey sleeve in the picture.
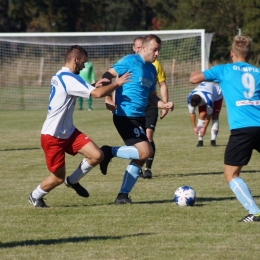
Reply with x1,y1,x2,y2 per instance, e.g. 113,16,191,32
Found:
203,65,225,83
111,55,131,76
62,74,95,98
187,93,195,113
188,104,195,113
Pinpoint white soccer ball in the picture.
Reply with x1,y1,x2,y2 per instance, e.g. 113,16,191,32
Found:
173,186,196,206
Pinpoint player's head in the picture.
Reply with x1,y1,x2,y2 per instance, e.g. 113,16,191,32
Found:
140,34,161,63
65,45,88,74
190,94,201,107
133,37,143,54
230,35,252,61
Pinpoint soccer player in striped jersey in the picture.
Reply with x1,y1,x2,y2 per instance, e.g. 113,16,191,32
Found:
190,35,260,222
28,45,130,207
187,82,223,147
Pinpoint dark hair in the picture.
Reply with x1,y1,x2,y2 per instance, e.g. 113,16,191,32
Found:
143,34,161,45
65,45,88,63
190,94,201,107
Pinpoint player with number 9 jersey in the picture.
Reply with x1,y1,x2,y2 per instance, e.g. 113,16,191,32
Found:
189,35,260,223
202,62,260,130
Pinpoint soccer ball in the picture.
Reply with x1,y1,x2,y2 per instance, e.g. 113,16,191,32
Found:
173,186,196,206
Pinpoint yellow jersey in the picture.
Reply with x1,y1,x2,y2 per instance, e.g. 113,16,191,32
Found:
152,60,166,83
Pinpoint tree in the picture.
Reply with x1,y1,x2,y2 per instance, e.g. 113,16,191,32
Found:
241,1,260,65
8,0,40,32
0,0,9,32
2,0,260,64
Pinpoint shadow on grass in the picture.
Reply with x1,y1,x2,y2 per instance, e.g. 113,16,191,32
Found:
134,199,173,205
0,232,153,248
0,147,40,152
154,169,260,178
59,193,260,207
59,200,173,207
128,195,260,206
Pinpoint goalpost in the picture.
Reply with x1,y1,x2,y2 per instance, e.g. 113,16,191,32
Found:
0,30,213,110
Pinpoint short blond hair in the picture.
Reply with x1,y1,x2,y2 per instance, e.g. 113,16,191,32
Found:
232,36,252,60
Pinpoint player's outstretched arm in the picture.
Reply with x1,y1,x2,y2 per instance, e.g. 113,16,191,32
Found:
189,71,205,84
100,68,126,111
91,72,130,98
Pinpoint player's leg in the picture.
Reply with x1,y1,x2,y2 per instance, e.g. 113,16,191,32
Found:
65,129,102,197
88,97,93,111
211,98,222,146
224,128,260,222
210,113,219,147
115,140,153,204
144,128,155,178
143,104,158,178
99,115,151,203
78,97,83,110
29,134,67,207
99,145,140,175
197,106,206,147
67,141,103,181
29,166,66,208
99,115,143,175
225,164,260,222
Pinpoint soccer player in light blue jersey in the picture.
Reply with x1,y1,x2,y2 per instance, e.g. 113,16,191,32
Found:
99,34,174,204
133,37,169,179
190,35,260,222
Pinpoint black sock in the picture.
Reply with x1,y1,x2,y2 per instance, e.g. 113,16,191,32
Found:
146,141,155,169
118,193,128,198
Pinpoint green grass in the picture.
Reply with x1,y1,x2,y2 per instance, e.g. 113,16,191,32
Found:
0,108,260,260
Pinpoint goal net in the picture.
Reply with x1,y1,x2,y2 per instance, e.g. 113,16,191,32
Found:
0,30,213,110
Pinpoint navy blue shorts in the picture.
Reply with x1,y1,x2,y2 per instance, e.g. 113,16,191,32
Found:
113,115,148,146
225,127,260,166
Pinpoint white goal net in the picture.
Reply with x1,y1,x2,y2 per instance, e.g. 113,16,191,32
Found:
0,30,213,110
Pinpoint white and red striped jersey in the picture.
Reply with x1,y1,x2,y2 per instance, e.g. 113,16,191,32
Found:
41,67,95,139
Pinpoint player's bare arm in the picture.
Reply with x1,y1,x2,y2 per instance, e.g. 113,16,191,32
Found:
102,68,120,111
91,71,130,98
93,78,109,88
189,71,205,84
158,81,169,119
189,113,199,136
149,91,174,111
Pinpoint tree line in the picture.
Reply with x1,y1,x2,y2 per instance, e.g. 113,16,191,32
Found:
0,0,260,64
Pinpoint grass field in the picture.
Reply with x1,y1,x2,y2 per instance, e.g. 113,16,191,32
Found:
1,108,260,260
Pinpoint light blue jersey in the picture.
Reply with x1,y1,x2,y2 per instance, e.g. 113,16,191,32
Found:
203,62,260,130
111,54,156,117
